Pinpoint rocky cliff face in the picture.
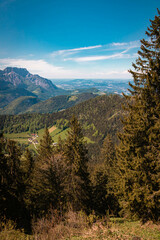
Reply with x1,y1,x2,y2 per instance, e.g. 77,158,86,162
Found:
0,67,67,107
2,67,58,90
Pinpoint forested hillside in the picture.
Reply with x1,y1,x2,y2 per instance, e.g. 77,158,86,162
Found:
25,92,98,114
0,92,97,115
0,96,40,115
0,94,125,158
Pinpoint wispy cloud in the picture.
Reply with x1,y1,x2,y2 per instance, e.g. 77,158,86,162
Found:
0,40,139,79
65,49,138,62
51,40,140,63
0,57,131,79
111,41,140,48
51,45,102,57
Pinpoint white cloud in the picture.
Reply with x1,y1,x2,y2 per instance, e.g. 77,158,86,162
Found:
55,40,140,62
51,45,102,57
0,40,139,79
66,51,136,62
0,57,131,79
112,42,127,46
0,58,67,78
111,40,140,48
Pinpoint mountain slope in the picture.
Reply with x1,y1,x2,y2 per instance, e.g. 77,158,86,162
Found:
0,94,125,159
1,94,125,142
0,67,67,108
25,92,98,114
0,96,40,115
0,92,97,115
0,78,36,108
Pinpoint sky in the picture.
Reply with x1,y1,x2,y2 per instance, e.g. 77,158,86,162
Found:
0,0,159,79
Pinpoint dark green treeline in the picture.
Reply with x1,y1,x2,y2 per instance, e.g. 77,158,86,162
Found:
116,9,160,222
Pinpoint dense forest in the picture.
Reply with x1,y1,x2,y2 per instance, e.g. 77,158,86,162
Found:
0,92,98,115
0,10,160,239
0,94,125,161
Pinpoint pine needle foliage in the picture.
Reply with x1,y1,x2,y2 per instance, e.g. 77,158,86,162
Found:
63,115,90,212
116,9,160,222
37,127,53,160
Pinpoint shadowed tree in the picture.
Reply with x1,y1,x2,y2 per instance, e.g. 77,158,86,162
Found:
37,127,53,160
116,10,160,222
27,127,64,217
63,115,91,212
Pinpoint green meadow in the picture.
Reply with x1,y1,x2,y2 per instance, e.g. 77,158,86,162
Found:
4,126,94,150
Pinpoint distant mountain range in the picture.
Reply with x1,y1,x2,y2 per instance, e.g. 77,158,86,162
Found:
0,67,66,108
52,78,133,95
0,67,132,115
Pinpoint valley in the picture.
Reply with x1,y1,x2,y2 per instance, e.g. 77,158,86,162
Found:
0,67,131,115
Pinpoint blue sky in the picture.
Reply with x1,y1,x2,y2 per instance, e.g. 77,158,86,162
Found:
0,0,159,79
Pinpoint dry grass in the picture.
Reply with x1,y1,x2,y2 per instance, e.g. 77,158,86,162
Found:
0,213,160,240
32,210,89,240
49,125,57,133
0,218,33,240
74,218,160,240
32,212,160,240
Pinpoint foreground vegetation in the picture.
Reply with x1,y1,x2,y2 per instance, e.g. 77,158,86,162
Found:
0,213,160,240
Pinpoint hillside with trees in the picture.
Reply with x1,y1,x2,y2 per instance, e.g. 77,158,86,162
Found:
0,94,125,160
0,92,97,115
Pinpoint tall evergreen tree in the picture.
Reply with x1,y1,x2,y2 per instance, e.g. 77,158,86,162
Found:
117,10,160,222
27,128,63,217
63,115,90,212
91,135,119,215
0,137,31,229
0,133,9,218
37,127,53,160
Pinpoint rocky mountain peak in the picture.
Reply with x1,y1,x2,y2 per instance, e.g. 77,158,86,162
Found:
4,67,29,77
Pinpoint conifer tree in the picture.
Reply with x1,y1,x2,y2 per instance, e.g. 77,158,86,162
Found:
117,10,160,222
0,133,9,218
101,134,115,167
63,115,90,212
28,128,63,217
23,148,34,179
37,127,53,160
0,138,30,228
91,135,119,215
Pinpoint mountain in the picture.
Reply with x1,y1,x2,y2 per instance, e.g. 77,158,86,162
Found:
2,67,58,92
0,96,40,115
0,94,125,160
0,94,125,148
48,94,125,144
0,92,98,115
25,92,98,114
0,67,67,108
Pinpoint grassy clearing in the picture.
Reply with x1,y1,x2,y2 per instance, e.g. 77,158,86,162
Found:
84,136,95,144
4,126,94,148
0,216,159,240
67,218,160,240
68,95,78,102
51,128,69,142
49,125,57,133
5,131,29,139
